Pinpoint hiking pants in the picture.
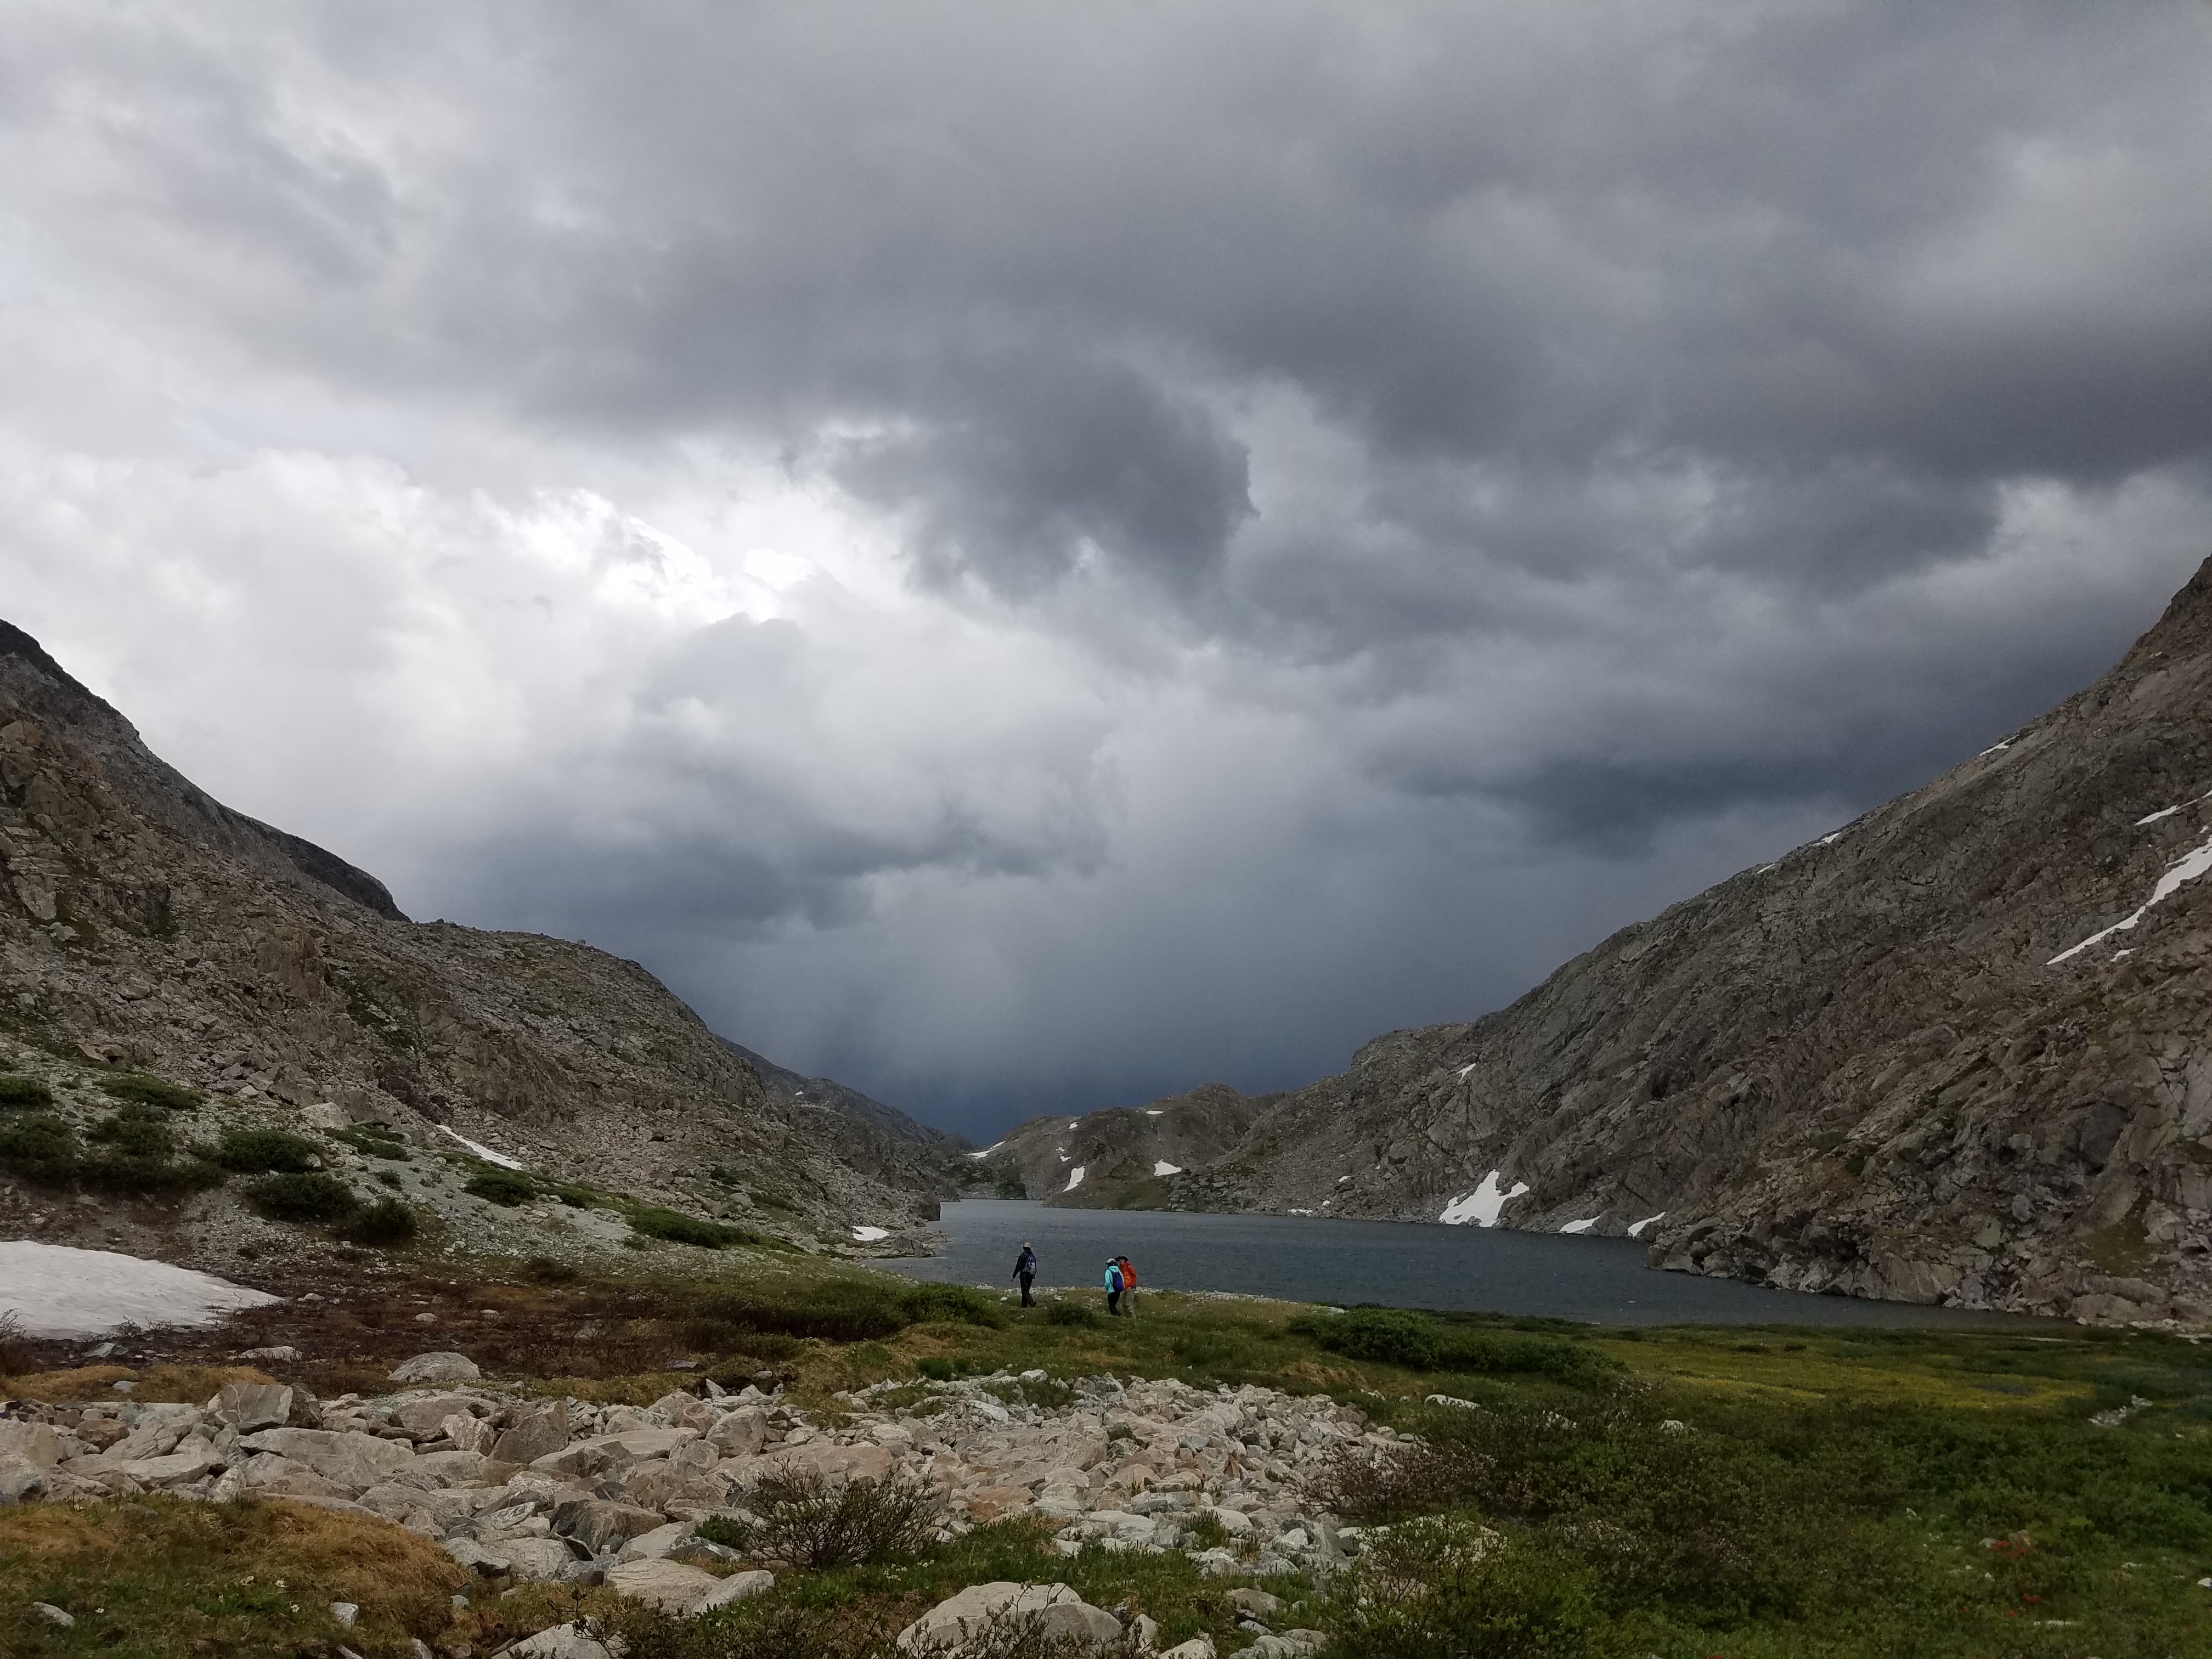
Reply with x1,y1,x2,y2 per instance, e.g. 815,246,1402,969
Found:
1107,1288,1122,1316
1018,1272,1035,1307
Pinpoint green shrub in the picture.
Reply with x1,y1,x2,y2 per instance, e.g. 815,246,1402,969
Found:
1291,1306,1618,1378
627,1205,791,1251
464,1169,537,1206
210,1128,321,1173
342,1197,419,1246
90,1108,174,1159
915,1356,957,1381
246,1172,359,1222
0,1113,78,1169
707,1468,939,1567
99,1073,201,1111
334,1124,411,1161
1045,1300,1100,1328
1323,1517,1615,1659
0,1075,53,1108
899,1282,1006,1328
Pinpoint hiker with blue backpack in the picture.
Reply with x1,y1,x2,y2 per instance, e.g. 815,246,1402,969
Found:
1104,1255,1126,1316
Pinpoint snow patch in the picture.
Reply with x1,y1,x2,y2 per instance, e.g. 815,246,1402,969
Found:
1979,740,2012,757
1145,1109,1164,1116
0,1241,279,1338
2138,805,2184,826
1817,832,1843,847
1439,1170,1530,1227
1289,1208,1315,1216
1064,1166,1085,1192
1559,1218,1598,1234
850,1226,890,1243
2050,834,2212,964
1153,1160,1183,1177
1454,1062,1478,1080
437,1125,525,1170
1626,1212,1667,1239
964,1140,1005,1160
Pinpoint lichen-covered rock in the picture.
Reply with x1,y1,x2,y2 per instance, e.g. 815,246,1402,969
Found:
390,1353,481,1386
604,1558,723,1615
896,1583,1121,1655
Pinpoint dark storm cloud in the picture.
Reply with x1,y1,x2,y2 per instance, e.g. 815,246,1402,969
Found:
5,2,2212,1133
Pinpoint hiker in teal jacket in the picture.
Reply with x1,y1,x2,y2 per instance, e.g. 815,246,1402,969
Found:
1104,1257,1125,1316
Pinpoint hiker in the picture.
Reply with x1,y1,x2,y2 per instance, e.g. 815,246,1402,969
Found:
1013,1241,1039,1307
1116,1254,1139,1317
1104,1255,1125,1316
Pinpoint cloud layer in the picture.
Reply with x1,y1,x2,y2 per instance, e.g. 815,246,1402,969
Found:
4,2,2211,1133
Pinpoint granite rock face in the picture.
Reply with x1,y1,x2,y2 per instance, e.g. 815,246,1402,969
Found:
1203,556,2212,1323
980,1084,1278,1209
0,620,942,1265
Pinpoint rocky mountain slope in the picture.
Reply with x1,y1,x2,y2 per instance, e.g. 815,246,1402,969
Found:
975,1084,1277,1208
0,620,943,1276
718,1039,968,1200
1199,557,2212,1324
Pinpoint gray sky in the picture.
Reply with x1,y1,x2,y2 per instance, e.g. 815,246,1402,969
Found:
5,2,2211,1137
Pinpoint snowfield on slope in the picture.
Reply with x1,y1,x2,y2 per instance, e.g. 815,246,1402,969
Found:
0,1240,278,1337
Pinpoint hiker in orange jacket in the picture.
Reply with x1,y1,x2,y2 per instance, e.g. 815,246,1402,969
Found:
1116,1255,1138,1317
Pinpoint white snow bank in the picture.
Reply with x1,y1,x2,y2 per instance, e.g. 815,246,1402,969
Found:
964,1140,1005,1160
0,1240,278,1338
1153,1160,1183,1177
2138,805,2183,826
1454,1062,1478,1080
1559,1218,1598,1234
437,1125,525,1170
1978,740,2012,758
1145,1109,1164,1116
2050,833,2212,964
1064,1166,1086,1192
1439,1170,1528,1227
1818,832,1843,847
850,1226,890,1243
1626,1212,1666,1239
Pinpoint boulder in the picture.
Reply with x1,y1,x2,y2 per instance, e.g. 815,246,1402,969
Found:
695,1570,775,1611
619,1462,722,1513
554,1498,669,1555
502,1538,586,1583
392,1393,482,1440
443,1537,510,1577
1158,1641,1215,1659
491,1402,571,1464
964,1486,1033,1523
109,1404,205,1462
605,1558,723,1615
1227,1589,1282,1617
442,1413,498,1455
107,1443,224,1488
390,1352,482,1385
509,1623,619,1659
212,1382,296,1433
616,1521,694,1562
0,1423,66,1468
238,1429,415,1493
0,1453,50,1504
754,1441,894,1486
896,1583,1121,1655
705,1408,768,1457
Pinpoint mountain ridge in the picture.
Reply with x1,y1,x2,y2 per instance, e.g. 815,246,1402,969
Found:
1181,554,2212,1323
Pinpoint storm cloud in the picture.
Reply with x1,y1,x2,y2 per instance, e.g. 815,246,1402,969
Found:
4,2,2210,1132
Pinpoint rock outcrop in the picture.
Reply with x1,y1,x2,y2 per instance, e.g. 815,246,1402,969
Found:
1200,556,2212,1323
0,621,939,1267
976,1085,1277,1209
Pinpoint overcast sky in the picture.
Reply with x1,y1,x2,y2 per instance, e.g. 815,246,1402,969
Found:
6,3,2211,1138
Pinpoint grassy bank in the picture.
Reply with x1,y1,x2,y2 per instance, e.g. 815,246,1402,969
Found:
4,1254,2211,1657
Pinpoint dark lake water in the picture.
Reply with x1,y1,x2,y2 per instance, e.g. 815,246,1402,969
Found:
881,1200,2049,1330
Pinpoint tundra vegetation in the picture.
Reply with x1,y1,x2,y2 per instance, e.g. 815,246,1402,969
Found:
1,1252,2209,1658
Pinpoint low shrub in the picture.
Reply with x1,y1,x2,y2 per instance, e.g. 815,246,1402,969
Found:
0,1113,223,1192
899,1282,1006,1329
1322,1517,1615,1659
704,1468,939,1567
89,1108,174,1159
246,1172,359,1222
915,1356,957,1381
210,1128,321,1173
627,1205,793,1251
1290,1306,1619,1379
99,1073,202,1111
464,1169,537,1206
1046,1300,1099,1328
333,1124,411,1161
0,1075,53,1108
0,1114,80,1169
342,1198,419,1246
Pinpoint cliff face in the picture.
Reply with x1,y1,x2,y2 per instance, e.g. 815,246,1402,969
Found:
977,1083,1278,1208
1206,557,2212,1324
0,623,940,1273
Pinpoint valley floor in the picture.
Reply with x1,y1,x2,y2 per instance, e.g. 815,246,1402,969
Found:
4,1248,2211,1658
